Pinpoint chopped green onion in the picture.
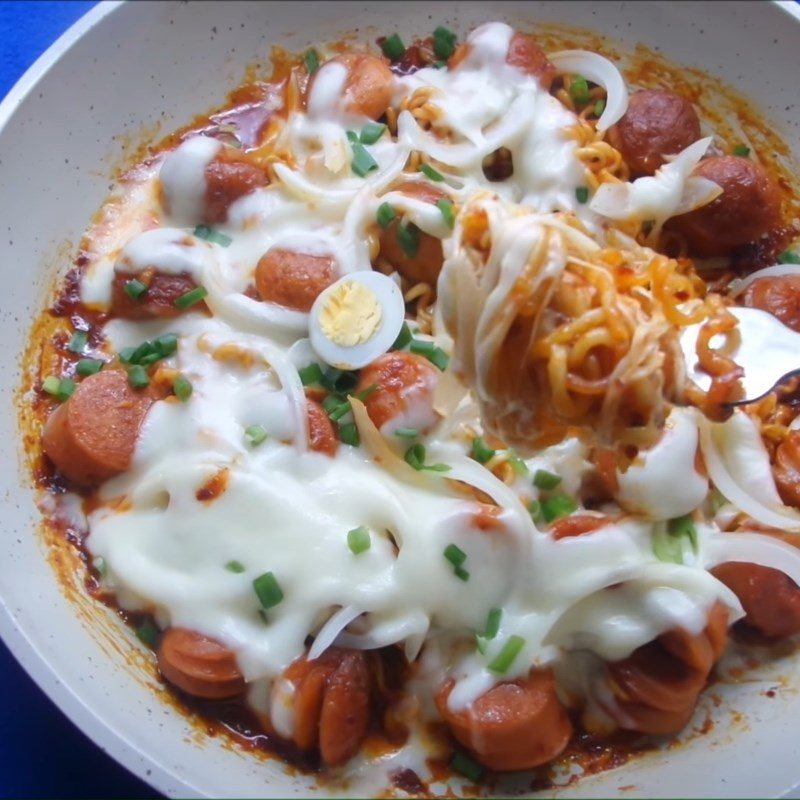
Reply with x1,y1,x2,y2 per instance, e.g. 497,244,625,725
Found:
593,98,606,116
339,422,360,447
404,443,450,472
733,144,751,157
127,364,150,389
424,462,452,472
409,339,450,370
471,436,496,464
225,560,246,573
432,25,457,60
136,618,159,649
394,427,419,439
419,162,444,182
323,393,351,422
124,278,148,300
174,285,208,309
155,333,179,358
252,571,284,609
42,375,62,396
129,341,154,364
322,367,360,394
527,499,543,524
381,33,406,60
392,321,413,350
540,494,577,523
351,142,378,177
347,526,371,555
173,375,193,402
118,347,136,364
505,450,529,476
436,198,455,229
346,129,359,145
299,363,324,386
475,635,488,655
433,60,447,69
484,607,502,640
377,202,397,229
193,225,232,247
360,121,386,145
533,469,562,490
654,515,698,564
396,221,420,258
779,249,800,265
569,74,591,104
454,565,470,581
355,383,379,401
487,634,525,673
67,330,88,353
76,358,104,376
304,48,320,74
668,514,698,550
245,424,268,447
575,186,589,204
450,751,483,783
444,543,467,568
56,377,76,401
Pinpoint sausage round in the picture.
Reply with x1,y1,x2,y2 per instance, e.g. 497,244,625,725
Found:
204,149,269,225
772,429,800,508
111,270,200,320
255,249,338,312
42,369,154,487
306,398,338,456
355,351,439,432
742,275,800,333
435,669,573,771
668,156,782,257
157,627,245,699
321,54,394,120
379,181,447,287
608,90,701,177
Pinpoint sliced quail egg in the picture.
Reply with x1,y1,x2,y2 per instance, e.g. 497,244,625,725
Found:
309,271,405,370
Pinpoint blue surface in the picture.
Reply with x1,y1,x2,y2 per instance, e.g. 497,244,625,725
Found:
1,4,157,797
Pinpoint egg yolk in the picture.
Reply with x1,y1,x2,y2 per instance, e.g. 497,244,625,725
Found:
319,281,383,347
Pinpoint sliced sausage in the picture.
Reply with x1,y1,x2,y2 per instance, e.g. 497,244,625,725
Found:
379,181,447,286
607,90,701,177
42,369,153,487
320,54,394,120
255,249,338,312
307,398,338,456
668,156,782,257
355,351,439,432
436,669,573,771
550,514,610,540
772,429,800,508
204,148,269,225
283,647,370,766
743,275,800,333
157,627,245,700
111,270,200,320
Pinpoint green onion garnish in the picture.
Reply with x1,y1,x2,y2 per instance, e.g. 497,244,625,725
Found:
444,543,467,567
419,162,444,182
533,469,562,490
127,365,150,389
124,278,148,300
432,26,457,60
304,48,320,74
409,339,450,370
252,571,284,609
346,129,359,145
394,427,419,439
505,450,529,476
360,121,386,145
396,221,420,258
193,225,232,247
323,393,351,422
436,198,455,229
733,144,751,157
245,424,268,447
355,383,379,401
594,98,606,116
471,436,496,464
299,363,324,386
454,565,470,581
653,514,698,564
174,286,208,309
484,607,502,640
347,526,371,555
339,422,360,447
540,493,577,523
569,74,591,104
527,499,543,524
42,376,62,396
351,142,378,177
136,618,159,649
381,33,406,61
76,358,104,376
225,560,246,573
404,443,451,473
487,634,525,673
377,202,397,229
321,367,360,394
173,375,193,402
392,321,413,350
155,333,178,357
67,330,88,353
779,249,800,264
450,751,483,783
575,186,589,204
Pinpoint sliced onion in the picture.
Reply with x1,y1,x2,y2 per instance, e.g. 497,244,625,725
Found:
547,50,628,131
728,263,800,298
336,610,429,658
308,605,362,660
673,176,723,216
704,530,800,586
